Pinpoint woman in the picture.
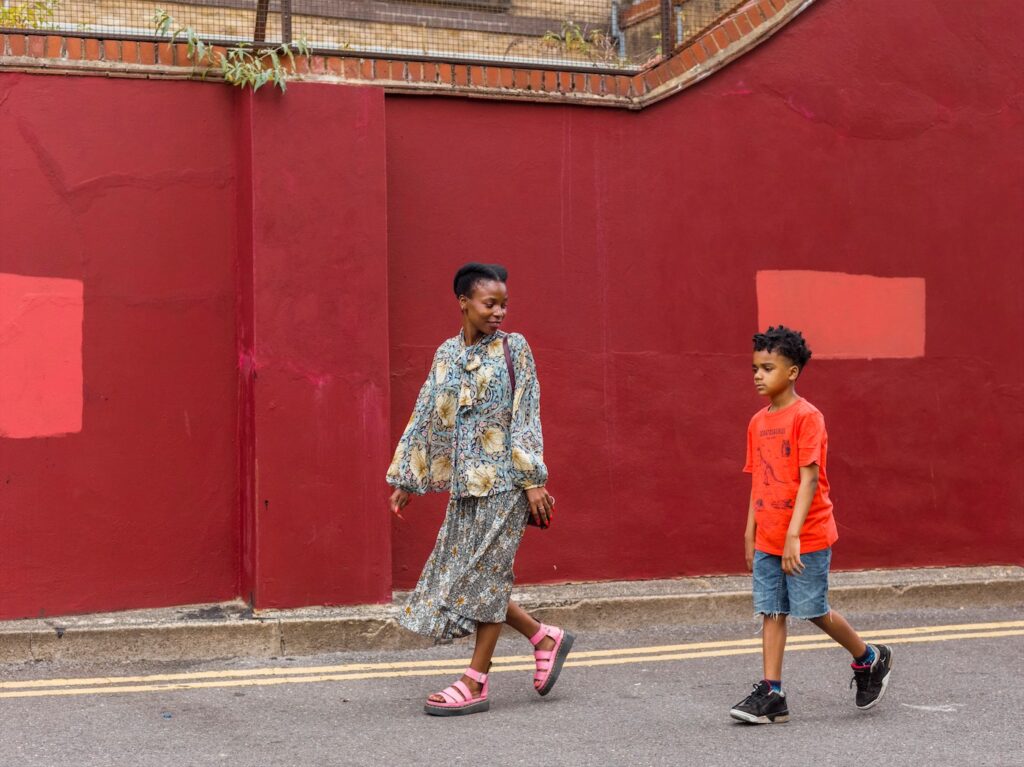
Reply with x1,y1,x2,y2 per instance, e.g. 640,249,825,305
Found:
386,262,574,716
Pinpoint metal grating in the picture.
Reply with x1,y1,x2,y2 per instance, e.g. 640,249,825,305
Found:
1,1,750,71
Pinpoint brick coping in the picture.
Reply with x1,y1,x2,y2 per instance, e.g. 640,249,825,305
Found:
0,0,813,109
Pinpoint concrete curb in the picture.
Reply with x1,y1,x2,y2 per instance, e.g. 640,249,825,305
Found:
2,566,1021,664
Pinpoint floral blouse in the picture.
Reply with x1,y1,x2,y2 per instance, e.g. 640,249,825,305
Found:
386,330,548,498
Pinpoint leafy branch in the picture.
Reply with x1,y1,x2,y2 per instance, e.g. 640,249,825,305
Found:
152,8,310,93
541,20,622,65
0,1,59,29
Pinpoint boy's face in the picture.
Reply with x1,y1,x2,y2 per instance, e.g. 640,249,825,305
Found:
752,349,800,398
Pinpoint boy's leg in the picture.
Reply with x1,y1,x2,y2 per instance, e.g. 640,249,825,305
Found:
812,609,895,710
730,552,790,724
762,614,787,681
809,610,867,657
790,549,894,710
815,609,894,710
792,549,867,657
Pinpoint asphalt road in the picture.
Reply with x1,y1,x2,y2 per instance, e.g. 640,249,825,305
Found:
1,604,1021,767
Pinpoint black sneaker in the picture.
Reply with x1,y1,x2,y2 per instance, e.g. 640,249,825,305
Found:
851,643,894,709
730,680,790,724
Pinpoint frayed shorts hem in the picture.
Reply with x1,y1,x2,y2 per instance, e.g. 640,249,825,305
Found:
754,608,831,621
752,548,832,620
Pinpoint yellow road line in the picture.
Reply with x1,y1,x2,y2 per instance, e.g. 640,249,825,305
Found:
3,619,1022,691
562,619,1024,660
3,618,1021,691
1,626,1021,700
562,629,1024,669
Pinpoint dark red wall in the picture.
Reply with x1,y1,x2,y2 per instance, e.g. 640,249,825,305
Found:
0,76,241,617
0,79,394,619
1,0,1021,619
245,85,393,608
386,0,1024,587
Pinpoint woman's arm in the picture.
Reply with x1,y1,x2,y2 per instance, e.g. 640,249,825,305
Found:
508,335,549,490
508,336,552,525
385,350,441,497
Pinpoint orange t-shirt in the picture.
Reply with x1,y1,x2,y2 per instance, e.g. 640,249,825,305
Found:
743,398,838,555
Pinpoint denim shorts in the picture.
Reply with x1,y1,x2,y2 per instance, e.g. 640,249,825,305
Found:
752,547,831,620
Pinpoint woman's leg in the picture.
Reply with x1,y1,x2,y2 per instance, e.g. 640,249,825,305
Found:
504,601,556,651
428,622,502,702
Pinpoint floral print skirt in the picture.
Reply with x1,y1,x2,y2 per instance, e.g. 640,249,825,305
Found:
398,489,529,641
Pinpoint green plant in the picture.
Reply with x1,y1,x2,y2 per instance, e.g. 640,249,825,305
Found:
152,8,310,93
541,20,622,65
542,20,591,55
586,29,621,64
0,0,59,29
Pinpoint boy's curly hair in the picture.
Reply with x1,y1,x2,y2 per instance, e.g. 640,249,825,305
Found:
753,326,812,369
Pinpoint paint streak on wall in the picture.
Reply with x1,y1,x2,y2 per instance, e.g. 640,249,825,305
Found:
756,271,926,359
0,272,83,438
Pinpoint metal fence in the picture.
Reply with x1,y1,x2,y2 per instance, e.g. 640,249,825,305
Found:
1,0,748,71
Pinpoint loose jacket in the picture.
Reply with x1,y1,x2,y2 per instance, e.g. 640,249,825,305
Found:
386,330,547,498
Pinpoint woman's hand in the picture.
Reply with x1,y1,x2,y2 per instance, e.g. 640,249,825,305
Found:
525,486,554,528
390,488,411,518
744,535,755,572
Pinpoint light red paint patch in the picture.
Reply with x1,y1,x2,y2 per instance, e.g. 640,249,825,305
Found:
756,270,925,359
0,273,84,438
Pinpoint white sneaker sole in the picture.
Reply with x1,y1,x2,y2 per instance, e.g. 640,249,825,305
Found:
730,708,790,724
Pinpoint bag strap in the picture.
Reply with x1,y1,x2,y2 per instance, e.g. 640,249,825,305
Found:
502,335,516,394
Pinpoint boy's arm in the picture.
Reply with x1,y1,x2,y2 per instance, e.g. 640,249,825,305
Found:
781,463,819,574
744,492,756,572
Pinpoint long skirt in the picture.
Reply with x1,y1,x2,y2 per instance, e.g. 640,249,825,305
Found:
398,489,529,641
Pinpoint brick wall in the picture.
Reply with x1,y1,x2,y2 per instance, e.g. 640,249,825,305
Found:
1,0,804,109
10,1,752,70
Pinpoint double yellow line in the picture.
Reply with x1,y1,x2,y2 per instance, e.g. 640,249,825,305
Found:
2,620,1021,700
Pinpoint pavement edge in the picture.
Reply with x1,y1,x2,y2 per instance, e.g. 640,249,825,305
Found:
2,567,1021,664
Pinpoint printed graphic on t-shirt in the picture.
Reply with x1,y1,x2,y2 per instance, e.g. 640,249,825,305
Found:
755,446,796,509
744,400,839,555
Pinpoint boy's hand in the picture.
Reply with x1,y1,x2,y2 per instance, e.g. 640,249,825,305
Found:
389,488,411,518
782,533,804,575
744,536,755,572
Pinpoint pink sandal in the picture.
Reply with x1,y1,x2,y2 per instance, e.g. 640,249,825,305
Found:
530,623,575,696
423,667,490,716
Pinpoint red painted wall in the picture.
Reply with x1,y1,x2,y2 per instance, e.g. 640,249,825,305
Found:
386,0,1024,587
0,78,394,620
245,85,393,608
1,0,1021,618
0,76,241,618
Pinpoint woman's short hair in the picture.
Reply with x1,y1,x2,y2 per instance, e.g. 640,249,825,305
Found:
453,263,508,297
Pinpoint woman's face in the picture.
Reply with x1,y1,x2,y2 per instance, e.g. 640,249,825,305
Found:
460,279,508,337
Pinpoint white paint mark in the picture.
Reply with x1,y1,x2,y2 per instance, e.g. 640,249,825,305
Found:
901,703,960,713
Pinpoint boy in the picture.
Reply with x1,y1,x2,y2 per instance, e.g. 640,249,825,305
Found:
730,326,893,724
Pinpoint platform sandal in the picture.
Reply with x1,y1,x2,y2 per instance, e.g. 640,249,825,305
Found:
423,667,490,717
531,623,575,696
